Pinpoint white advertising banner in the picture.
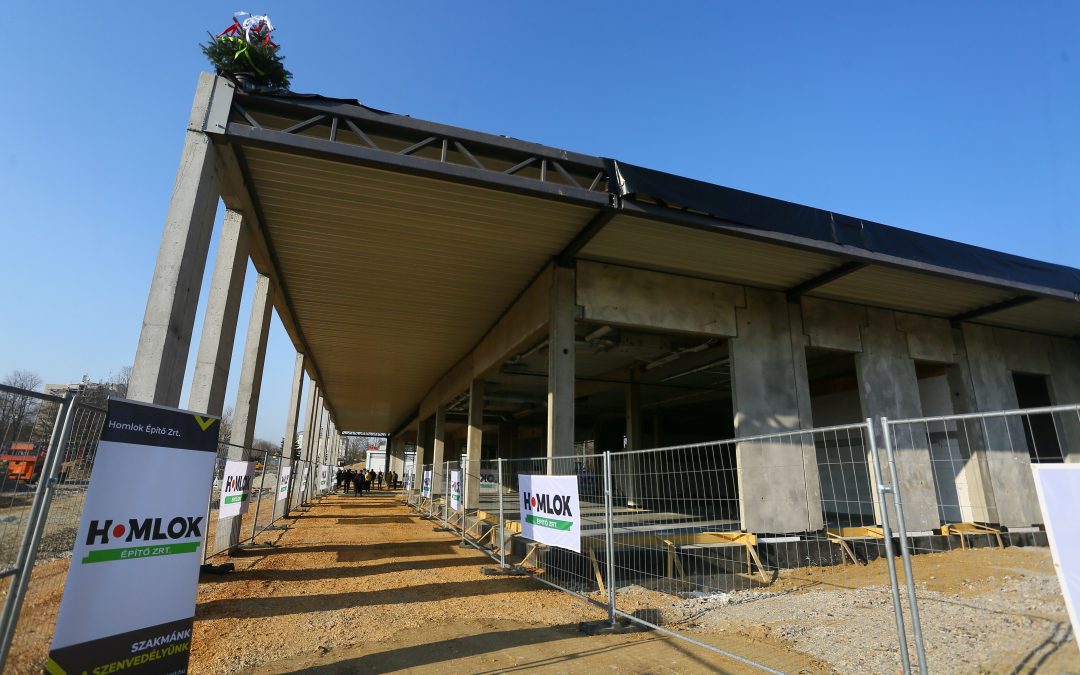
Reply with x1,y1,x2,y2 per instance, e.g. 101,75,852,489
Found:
299,467,308,497
421,470,433,498
218,460,255,518
318,464,328,491
518,474,581,553
450,470,462,511
276,466,291,502
47,399,219,674
479,464,498,494
1031,464,1080,651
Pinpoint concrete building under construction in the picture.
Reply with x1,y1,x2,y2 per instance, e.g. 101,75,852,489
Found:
127,73,1080,539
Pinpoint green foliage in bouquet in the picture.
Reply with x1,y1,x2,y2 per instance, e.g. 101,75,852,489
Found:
202,14,291,92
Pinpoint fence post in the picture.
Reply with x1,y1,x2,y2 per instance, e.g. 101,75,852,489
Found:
250,450,268,542
443,461,450,529
497,457,506,568
0,392,80,665
866,418,912,675
460,462,467,546
880,416,928,675
603,451,617,627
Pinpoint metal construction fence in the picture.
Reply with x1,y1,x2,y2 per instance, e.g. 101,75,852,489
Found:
0,386,336,672
404,407,1079,674
883,404,1080,673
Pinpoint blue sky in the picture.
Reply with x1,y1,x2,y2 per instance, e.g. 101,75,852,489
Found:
1,3,1077,442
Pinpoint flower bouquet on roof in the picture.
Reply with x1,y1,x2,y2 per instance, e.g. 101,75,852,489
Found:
202,12,291,93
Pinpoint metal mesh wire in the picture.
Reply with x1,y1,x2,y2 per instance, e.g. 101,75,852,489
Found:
883,404,1080,672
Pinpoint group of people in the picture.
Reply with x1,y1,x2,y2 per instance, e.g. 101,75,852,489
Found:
334,468,399,494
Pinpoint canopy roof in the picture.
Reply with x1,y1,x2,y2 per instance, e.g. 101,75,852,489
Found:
209,83,1080,432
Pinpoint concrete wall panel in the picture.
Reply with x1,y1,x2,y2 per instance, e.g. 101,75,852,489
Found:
895,312,957,363
801,297,865,352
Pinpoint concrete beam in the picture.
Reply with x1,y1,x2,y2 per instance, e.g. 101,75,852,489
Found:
731,289,821,533
547,266,576,462
577,261,743,337
129,74,234,406
187,209,250,415
464,380,484,509
418,265,553,419
276,353,305,519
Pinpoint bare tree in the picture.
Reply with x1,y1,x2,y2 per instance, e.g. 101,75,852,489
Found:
0,370,44,446
106,366,131,399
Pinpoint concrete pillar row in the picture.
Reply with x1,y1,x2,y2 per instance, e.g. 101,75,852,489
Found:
464,380,484,509
187,209,250,416
215,273,274,553
547,266,576,466
129,74,233,407
276,353,305,519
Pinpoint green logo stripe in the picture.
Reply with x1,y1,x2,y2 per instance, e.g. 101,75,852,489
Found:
224,493,248,504
525,514,573,531
81,541,199,564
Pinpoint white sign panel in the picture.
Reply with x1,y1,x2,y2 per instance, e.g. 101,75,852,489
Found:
276,466,291,502
218,460,255,518
450,470,462,511
518,474,581,553
319,464,329,491
479,464,498,494
1032,464,1080,651
421,470,433,498
48,399,218,674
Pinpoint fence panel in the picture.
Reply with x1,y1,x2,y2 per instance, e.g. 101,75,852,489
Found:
884,404,1080,674
0,392,107,673
203,442,293,562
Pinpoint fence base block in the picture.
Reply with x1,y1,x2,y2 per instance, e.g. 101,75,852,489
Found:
480,565,529,577
200,562,235,575
579,618,648,636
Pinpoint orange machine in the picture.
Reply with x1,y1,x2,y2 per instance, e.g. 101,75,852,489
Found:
0,442,47,482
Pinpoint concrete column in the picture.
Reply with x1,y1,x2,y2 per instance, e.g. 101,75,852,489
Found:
129,75,232,406
616,375,643,507
464,380,484,509
293,383,317,508
275,353,304,518
431,406,448,495
215,274,273,553
302,389,321,503
547,266,576,463
187,210,249,415
412,418,426,493
954,324,1041,525
1049,337,1080,463
731,289,821,533
855,308,938,533
498,423,516,460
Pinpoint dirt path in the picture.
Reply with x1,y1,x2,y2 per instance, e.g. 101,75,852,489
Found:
191,493,814,674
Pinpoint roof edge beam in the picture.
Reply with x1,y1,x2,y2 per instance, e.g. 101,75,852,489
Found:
221,122,610,210
618,200,1077,303
786,262,867,302
950,295,1039,323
